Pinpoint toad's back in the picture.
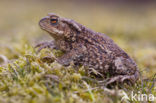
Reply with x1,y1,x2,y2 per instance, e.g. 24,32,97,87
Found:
75,26,138,77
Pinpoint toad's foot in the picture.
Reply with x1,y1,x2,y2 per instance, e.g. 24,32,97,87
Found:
35,41,57,53
106,71,139,87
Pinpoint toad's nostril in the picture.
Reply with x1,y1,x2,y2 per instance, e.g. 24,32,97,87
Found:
40,18,46,22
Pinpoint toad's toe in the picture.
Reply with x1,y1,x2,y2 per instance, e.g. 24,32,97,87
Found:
105,74,137,88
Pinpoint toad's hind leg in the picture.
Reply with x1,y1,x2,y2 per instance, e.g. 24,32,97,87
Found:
106,70,139,86
105,57,140,87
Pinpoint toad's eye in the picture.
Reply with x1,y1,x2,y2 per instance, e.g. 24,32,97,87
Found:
50,18,58,25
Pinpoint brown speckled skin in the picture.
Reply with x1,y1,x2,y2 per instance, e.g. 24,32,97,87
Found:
37,13,139,85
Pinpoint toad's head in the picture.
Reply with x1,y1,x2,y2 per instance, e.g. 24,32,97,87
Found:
39,13,81,40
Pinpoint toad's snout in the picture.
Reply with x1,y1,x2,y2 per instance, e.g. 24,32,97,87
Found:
39,16,49,28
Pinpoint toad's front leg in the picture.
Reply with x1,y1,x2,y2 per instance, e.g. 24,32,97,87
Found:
35,41,58,52
56,45,87,66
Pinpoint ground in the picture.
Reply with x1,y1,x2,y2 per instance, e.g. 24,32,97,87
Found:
0,1,155,103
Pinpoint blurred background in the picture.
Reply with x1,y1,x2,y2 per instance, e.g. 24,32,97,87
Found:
0,0,156,76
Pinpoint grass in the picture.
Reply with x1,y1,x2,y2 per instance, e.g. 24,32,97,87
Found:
0,1,155,103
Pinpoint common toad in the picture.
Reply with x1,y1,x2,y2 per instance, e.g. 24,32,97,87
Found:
36,13,139,86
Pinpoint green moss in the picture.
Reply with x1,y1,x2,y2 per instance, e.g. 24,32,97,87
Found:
0,44,155,103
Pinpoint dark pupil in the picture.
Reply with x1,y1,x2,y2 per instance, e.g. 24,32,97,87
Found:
50,19,58,24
